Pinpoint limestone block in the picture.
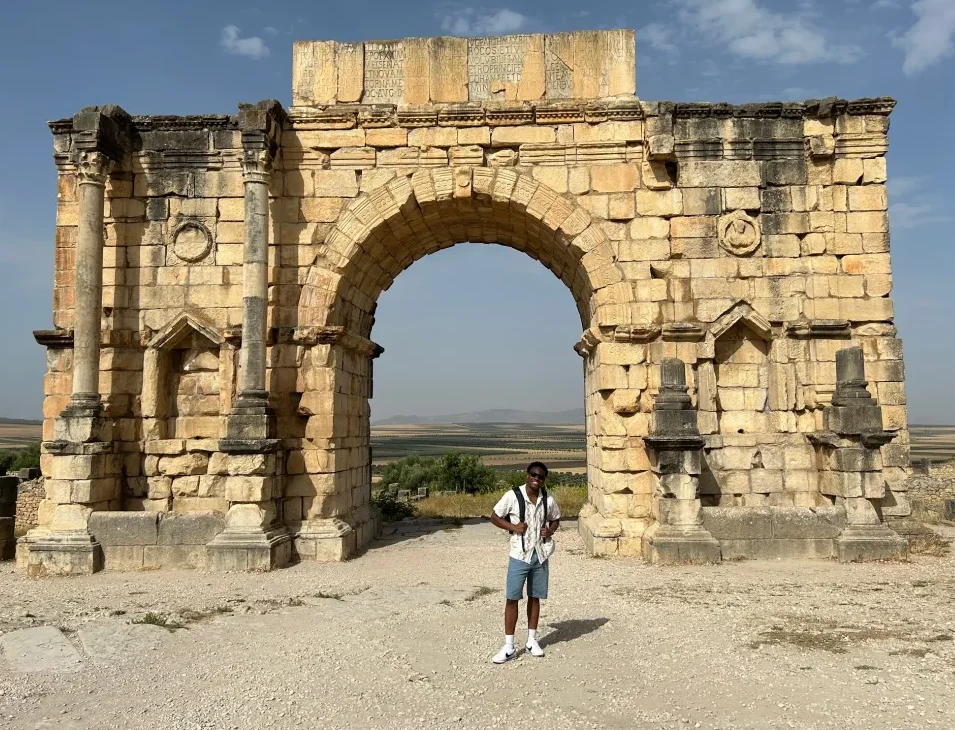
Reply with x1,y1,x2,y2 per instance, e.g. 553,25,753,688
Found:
843,497,880,525
863,158,887,183
313,170,359,198
158,453,209,477
147,477,172,499
833,159,863,184
224,476,275,503
845,211,888,234
848,186,887,211
172,476,201,497
591,164,639,193
365,128,408,147
491,126,556,146
89,511,159,546
207,452,274,476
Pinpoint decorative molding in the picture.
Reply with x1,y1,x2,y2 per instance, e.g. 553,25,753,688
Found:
612,324,661,343
33,329,74,348
786,320,852,339
662,322,705,342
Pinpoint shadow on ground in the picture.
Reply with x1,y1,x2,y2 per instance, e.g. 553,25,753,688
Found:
364,517,486,550
541,617,609,648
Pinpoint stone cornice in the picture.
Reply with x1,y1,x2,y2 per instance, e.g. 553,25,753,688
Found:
286,96,895,130
223,326,384,358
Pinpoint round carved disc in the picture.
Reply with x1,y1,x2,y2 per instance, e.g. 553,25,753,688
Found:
718,211,761,256
172,223,213,262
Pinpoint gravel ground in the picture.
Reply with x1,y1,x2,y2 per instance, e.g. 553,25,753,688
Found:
1,520,954,730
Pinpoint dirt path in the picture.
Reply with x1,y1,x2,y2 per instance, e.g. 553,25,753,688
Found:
1,521,953,730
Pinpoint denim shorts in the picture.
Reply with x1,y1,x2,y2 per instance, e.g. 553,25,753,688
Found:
505,552,549,600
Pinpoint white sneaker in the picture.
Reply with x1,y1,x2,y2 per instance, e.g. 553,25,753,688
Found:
525,639,545,657
492,644,517,664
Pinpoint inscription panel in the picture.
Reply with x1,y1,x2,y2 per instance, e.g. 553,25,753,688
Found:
467,35,531,100
363,42,405,104
545,50,573,99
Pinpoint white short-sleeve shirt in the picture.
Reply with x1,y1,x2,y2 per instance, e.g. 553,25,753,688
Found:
493,485,561,564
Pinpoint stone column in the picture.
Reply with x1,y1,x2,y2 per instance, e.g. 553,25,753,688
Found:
23,107,132,576
224,113,278,443
66,149,111,416
811,346,908,562
642,358,722,564
210,100,292,571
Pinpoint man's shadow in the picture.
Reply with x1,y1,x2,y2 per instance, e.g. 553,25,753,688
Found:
539,618,609,648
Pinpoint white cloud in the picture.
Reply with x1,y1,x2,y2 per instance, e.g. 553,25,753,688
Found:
887,176,953,228
781,87,818,99
873,0,902,8
263,26,279,36
638,23,679,54
439,7,530,36
673,0,864,65
220,25,271,60
892,0,955,74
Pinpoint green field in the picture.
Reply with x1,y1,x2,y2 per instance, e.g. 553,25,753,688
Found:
371,423,587,472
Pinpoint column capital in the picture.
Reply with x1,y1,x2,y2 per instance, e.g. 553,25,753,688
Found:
240,145,274,183
73,149,113,187
238,99,286,183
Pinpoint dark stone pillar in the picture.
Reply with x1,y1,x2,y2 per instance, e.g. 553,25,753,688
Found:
811,346,908,562
642,358,722,565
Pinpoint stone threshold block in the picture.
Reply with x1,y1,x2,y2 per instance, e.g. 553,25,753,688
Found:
24,530,103,577
206,526,292,571
642,523,722,565
836,525,908,563
292,518,358,562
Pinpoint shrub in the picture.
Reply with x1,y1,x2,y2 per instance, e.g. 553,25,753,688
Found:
378,452,498,494
372,490,418,522
0,442,40,474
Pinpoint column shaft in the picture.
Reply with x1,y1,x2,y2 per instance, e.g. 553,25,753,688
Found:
70,152,109,408
237,176,270,398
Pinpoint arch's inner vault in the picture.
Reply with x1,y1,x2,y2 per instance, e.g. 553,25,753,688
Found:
22,30,911,575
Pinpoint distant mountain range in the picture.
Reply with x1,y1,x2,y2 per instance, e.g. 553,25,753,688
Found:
372,408,585,426
0,417,42,425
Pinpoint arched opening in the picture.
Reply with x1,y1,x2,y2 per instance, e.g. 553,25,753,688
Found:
290,169,628,558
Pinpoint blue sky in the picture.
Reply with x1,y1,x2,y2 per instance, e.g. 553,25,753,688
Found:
0,0,953,422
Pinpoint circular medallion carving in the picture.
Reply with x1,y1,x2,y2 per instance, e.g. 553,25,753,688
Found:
718,211,761,256
172,222,213,263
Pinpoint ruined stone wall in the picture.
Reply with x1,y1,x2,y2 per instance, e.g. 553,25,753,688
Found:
33,30,910,566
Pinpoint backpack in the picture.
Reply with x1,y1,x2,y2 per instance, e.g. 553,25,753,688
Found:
511,486,548,551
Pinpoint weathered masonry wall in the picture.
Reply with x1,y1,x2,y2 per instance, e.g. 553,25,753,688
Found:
21,30,912,573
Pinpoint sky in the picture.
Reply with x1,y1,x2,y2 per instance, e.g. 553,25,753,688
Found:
0,0,954,422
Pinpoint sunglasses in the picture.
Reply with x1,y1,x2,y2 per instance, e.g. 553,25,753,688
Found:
528,471,547,481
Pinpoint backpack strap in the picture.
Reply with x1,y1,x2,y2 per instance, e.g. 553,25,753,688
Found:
511,486,526,551
542,487,548,529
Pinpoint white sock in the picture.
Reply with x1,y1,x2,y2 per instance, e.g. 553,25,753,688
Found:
527,629,537,643
505,635,515,649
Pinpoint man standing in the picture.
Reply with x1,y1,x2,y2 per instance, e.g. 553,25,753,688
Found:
489,461,561,663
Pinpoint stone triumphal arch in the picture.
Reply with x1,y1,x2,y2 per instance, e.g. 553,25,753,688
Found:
21,30,913,575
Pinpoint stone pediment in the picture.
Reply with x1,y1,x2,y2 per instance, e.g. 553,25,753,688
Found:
710,302,772,341
147,311,223,351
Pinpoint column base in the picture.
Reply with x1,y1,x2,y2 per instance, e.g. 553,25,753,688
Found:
224,391,275,441
837,524,909,563
206,525,292,571
23,531,103,576
642,523,722,565
292,518,357,562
